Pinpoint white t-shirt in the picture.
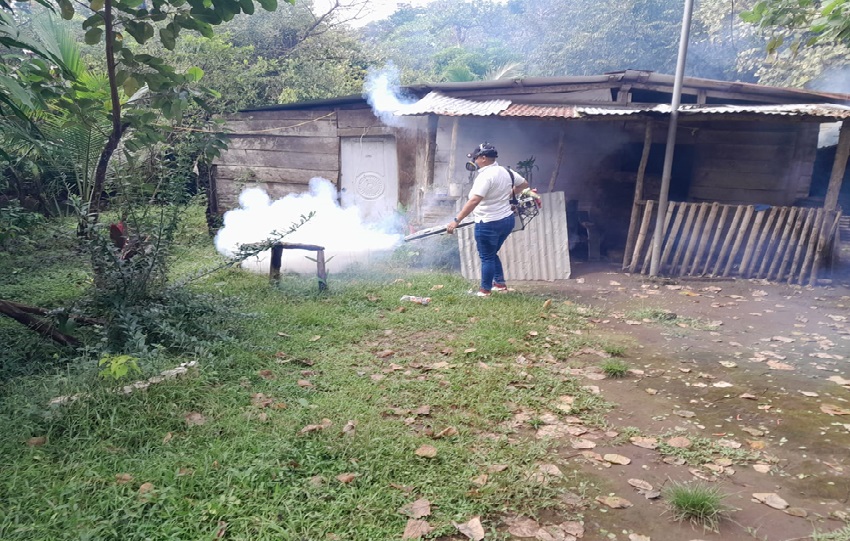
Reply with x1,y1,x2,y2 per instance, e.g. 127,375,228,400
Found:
469,161,526,223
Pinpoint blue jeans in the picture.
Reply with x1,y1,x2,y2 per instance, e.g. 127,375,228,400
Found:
474,214,515,291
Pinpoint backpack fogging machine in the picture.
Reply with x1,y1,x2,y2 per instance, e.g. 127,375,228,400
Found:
403,188,542,242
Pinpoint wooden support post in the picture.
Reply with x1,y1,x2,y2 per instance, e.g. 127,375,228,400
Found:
317,249,327,291
548,128,566,193
629,200,654,274
824,121,850,212
623,122,653,269
812,121,850,279
722,205,754,277
269,243,328,291
269,244,283,284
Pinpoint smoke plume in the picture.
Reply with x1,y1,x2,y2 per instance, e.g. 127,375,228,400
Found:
214,178,403,274
363,63,417,127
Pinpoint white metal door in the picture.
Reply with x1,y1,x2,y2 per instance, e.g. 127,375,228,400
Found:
340,137,399,222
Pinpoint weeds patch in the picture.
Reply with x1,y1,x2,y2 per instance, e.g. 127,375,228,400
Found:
663,480,731,531
0,246,607,539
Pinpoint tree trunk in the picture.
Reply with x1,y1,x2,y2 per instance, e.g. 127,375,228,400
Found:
87,0,125,228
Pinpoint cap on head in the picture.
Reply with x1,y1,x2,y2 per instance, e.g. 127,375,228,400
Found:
468,142,498,160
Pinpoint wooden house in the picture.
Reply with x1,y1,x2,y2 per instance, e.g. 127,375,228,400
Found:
212,70,850,284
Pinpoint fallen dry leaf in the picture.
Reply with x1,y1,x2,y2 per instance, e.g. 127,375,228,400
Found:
297,379,314,388
342,419,357,436
26,436,47,447
596,495,633,509
215,521,227,539
299,418,333,434
398,498,431,519
336,473,357,484
376,350,395,358
434,426,458,439
257,369,275,379
413,405,431,416
506,516,540,537
753,464,772,473
402,519,433,539
414,444,437,458
767,360,795,371
309,335,321,342
604,454,631,466
470,473,489,487
571,438,596,449
454,516,485,540
753,492,789,510
162,432,173,444
115,473,134,484
138,482,155,495
821,404,850,416
487,464,509,473
666,436,692,449
630,436,658,449
628,478,654,492
184,412,206,426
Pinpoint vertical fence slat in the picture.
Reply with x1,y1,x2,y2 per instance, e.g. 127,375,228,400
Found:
722,205,755,277
680,203,708,275
629,200,655,274
712,205,744,276
759,207,789,279
746,207,779,278
659,203,686,271
768,207,798,281
702,205,730,276
776,208,809,281
671,203,698,275
787,208,816,283
692,202,720,275
798,209,824,285
643,200,675,275
739,206,767,278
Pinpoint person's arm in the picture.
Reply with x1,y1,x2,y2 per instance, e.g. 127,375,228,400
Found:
511,172,530,194
446,195,483,234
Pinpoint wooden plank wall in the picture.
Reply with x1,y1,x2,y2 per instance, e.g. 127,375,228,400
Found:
689,122,819,205
213,107,396,210
627,201,842,284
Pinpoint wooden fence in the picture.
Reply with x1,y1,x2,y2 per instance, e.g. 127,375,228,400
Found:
623,201,842,284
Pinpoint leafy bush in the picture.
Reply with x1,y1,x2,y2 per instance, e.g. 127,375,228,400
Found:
0,202,44,249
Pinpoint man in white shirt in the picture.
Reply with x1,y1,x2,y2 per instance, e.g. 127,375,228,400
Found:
447,142,528,297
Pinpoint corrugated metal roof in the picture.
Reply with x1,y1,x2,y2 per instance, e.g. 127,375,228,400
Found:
501,104,581,118
394,92,510,117
396,94,850,120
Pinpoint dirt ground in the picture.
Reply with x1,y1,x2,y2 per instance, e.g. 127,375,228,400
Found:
518,262,850,541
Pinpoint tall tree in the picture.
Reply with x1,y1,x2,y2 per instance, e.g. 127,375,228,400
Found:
44,0,289,225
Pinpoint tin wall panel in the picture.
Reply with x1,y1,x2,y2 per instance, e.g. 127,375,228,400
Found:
458,192,571,282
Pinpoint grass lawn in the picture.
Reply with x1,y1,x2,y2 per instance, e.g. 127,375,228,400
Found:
0,216,613,540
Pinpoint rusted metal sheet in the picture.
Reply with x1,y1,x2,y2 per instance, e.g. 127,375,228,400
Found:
457,192,570,282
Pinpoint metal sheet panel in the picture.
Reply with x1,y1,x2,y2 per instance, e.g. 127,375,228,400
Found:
458,192,571,283
395,91,510,117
